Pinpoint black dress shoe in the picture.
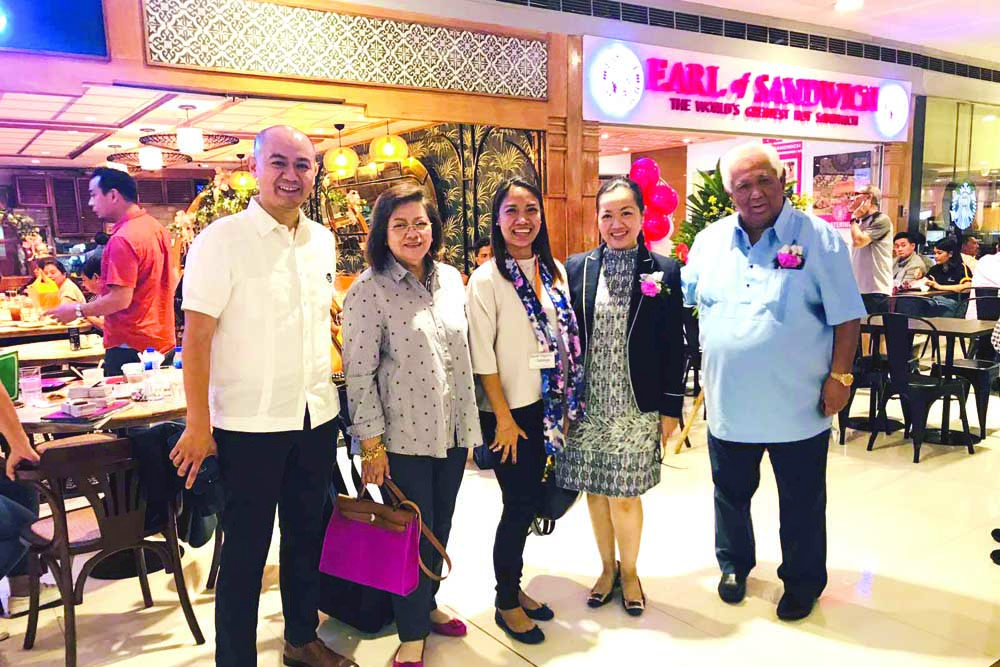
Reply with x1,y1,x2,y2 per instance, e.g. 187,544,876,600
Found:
717,573,746,604
991,528,1000,543
776,592,816,621
991,549,1000,566
621,577,646,617
523,603,555,621
494,610,545,644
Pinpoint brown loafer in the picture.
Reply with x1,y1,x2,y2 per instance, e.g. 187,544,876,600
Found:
283,639,359,667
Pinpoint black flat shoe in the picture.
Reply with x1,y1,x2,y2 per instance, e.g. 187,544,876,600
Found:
621,577,646,617
494,609,545,644
717,573,747,604
587,563,621,609
776,592,816,621
991,549,1000,566
991,528,1000,543
523,603,555,621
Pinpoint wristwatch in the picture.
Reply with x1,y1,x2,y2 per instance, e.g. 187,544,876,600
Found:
830,372,854,387
74,303,84,320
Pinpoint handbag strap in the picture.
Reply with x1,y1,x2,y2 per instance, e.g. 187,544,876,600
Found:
382,478,453,582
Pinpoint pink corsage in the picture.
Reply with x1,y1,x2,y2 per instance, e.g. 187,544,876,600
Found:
640,271,669,297
774,244,805,270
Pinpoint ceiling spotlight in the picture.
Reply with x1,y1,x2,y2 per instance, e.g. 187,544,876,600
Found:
31,159,40,164
682,137,693,144
600,133,609,140
622,147,630,152
834,0,864,12
40,151,50,155
983,114,998,122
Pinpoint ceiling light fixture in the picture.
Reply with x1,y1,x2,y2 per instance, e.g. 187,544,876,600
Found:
31,159,40,164
983,114,998,122
600,133,609,140
369,121,409,163
140,105,237,154
108,148,191,171
323,123,360,180
682,137,693,144
834,0,864,12
622,147,630,152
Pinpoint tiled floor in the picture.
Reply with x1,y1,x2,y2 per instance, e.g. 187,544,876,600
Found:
3,388,1000,667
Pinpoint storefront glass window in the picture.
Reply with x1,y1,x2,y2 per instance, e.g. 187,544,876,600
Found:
919,98,1000,246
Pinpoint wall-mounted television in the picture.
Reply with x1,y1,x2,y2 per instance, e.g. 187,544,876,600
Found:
0,1,107,58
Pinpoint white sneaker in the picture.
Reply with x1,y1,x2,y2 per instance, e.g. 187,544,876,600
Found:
5,583,63,617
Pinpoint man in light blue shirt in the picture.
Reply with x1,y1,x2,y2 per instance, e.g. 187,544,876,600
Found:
682,142,864,621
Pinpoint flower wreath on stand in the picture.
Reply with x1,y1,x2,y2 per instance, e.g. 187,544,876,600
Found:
1,207,52,266
169,168,257,262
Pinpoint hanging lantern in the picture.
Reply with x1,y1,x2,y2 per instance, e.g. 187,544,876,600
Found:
104,160,129,173
176,126,204,155
230,152,257,192
138,146,163,171
369,120,408,163
323,123,359,179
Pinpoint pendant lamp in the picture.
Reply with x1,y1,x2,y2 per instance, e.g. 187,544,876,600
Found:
323,123,360,179
369,120,408,163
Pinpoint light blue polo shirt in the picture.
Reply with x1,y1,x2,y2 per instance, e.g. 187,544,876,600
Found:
681,201,865,444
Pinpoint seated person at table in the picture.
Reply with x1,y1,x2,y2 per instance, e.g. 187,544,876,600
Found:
967,243,1000,320
78,255,105,334
37,257,85,305
893,232,926,289
0,389,59,626
922,237,972,318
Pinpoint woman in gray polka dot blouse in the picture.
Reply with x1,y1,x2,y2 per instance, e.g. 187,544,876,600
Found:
342,183,481,667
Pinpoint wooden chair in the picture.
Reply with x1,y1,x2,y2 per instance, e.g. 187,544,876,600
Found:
15,433,204,667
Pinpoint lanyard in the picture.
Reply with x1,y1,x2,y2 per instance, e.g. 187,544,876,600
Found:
533,260,542,301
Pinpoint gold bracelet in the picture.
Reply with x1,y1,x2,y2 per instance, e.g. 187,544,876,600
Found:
360,444,386,463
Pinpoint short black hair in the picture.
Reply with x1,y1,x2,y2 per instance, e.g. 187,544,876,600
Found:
596,176,645,214
82,255,102,279
365,183,443,274
490,177,559,285
91,167,138,203
93,232,110,246
36,257,67,276
893,231,915,244
472,237,491,253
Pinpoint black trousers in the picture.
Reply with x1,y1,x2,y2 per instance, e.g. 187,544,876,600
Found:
707,429,830,599
384,448,466,642
480,401,547,611
103,346,175,377
214,412,337,667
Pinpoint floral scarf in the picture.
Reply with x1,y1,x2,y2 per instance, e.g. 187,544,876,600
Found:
505,256,586,454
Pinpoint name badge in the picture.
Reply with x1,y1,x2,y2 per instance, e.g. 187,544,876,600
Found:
529,352,556,370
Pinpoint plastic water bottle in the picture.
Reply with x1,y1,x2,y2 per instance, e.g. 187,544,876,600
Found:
173,346,183,370
141,347,156,371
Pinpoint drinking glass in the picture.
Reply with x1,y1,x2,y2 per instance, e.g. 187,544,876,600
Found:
19,367,42,406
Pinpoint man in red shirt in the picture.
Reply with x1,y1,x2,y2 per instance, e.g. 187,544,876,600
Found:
49,167,176,376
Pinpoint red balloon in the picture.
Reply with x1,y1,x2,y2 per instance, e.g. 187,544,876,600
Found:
629,158,660,193
648,183,679,216
643,208,672,242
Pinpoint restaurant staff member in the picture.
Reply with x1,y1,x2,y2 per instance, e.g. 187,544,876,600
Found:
47,167,176,377
169,126,356,667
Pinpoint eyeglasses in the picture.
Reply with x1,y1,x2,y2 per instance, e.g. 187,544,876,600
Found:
850,191,871,197
388,220,432,234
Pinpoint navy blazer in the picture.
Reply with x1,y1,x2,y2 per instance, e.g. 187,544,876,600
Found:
565,239,685,417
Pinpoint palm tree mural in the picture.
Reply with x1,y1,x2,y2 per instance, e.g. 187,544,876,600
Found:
329,123,543,276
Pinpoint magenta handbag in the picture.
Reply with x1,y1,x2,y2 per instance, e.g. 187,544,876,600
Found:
319,479,451,596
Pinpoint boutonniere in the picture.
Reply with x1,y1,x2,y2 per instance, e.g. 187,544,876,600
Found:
640,271,670,298
774,244,805,270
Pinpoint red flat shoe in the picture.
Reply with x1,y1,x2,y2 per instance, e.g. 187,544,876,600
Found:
430,618,468,637
392,642,426,667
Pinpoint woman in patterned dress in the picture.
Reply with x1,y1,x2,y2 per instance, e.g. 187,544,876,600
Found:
559,176,685,616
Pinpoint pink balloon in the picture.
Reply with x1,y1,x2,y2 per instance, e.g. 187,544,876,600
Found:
647,183,679,216
629,158,660,193
643,208,672,242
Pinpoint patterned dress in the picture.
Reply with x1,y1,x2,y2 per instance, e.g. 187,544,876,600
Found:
556,247,661,498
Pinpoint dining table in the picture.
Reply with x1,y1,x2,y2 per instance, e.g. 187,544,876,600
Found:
16,367,186,436
861,316,997,446
0,319,94,345
10,338,106,367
